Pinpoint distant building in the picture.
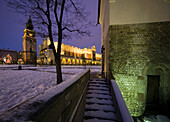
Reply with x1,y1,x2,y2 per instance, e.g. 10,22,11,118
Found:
22,16,37,64
0,49,18,64
38,37,101,65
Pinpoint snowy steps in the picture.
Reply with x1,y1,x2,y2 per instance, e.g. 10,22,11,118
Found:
84,79,118,122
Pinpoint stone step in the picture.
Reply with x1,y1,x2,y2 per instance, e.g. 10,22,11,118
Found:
88,87,109,91
87,89,110,94
88,85,109,89
89,78,105,81
85,103,116,112
87,93,112,99
84,110,117,121
89,82,107,86
89,80,107,84
87,92,110,96
84,118,116,122
88,84,108,88
84,78,118,121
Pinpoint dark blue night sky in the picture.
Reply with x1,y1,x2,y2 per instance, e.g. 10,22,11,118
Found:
0,0,101,54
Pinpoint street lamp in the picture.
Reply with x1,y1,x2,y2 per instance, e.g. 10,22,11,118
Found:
18,59,22,70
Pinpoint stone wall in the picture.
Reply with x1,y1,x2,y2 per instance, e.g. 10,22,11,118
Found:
109,21,170,116
31,70,90,122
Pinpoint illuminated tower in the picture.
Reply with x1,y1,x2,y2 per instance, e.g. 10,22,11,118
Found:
23,16,37,64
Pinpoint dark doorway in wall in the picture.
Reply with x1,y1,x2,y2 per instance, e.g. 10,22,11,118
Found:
147,75,160,104
141,75,168,121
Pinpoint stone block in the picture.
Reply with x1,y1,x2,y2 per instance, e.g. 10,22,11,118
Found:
137,76,144,80
137,93,145,102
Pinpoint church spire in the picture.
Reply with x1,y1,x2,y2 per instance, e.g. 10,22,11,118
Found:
26,15,34,30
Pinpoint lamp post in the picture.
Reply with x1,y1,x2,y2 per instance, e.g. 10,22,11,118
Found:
101,45,105,77
18,51,22,70
18,59,22,70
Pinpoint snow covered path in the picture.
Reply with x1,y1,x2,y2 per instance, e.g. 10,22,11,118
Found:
84,78,118,122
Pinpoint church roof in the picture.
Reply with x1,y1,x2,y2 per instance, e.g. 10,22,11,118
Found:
26,16,34,30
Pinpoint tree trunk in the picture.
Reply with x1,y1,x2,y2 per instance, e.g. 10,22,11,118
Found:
56,26,63,84
56,53,62,84
48,30,60,84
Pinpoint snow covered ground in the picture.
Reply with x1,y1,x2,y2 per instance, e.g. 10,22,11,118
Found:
0,65,101,116
135,115,170,122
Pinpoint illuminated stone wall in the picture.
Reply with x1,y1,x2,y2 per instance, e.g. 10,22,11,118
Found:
109,21,170,116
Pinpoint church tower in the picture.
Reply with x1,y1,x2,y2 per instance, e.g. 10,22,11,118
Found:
23,16,37,64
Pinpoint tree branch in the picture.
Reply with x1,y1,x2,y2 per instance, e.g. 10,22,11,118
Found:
62,26,90,36
32,10,49,26
59,0,65,23
54,0,59,25
34,0,48,15
62,27,79,32
69,0,83,17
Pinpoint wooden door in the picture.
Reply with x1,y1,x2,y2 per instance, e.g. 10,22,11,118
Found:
147,75,160,104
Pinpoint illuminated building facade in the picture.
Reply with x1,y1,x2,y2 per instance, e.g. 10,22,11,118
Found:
22,16,37,64
98,0,170,117
38,38,101,65
0,49,18,64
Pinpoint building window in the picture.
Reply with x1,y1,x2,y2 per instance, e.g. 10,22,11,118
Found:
30,47,32,52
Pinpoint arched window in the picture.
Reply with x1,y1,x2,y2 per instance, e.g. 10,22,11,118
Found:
30,47,32,52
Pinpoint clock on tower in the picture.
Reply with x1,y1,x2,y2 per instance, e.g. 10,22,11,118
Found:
23,16,37,64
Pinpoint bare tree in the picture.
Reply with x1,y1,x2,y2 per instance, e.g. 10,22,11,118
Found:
6,0,91,84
